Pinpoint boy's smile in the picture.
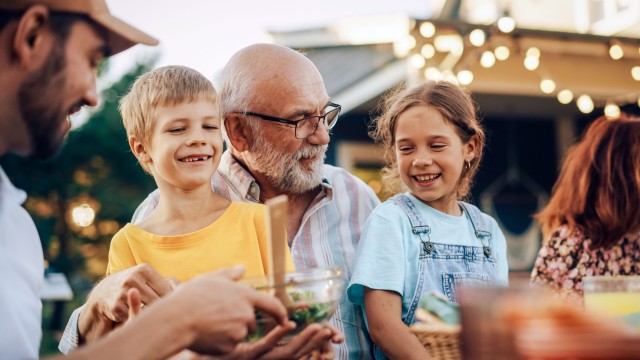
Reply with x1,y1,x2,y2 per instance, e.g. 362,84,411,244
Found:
178,155,212,163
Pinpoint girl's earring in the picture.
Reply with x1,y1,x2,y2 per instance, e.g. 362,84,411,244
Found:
465,161,471,170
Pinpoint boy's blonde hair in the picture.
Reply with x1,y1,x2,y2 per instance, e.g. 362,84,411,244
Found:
370,80,485,200
119,65,219,173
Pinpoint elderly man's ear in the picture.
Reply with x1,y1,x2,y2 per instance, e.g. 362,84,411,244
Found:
224,114,253,152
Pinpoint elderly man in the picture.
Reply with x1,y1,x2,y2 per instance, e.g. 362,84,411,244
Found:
63,43,380,359
1,1,290,359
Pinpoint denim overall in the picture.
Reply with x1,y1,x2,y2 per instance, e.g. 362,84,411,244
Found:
373,194,498,359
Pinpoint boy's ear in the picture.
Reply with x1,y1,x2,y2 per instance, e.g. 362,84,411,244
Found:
224,114,251,152
129,136,152,164
12,5,52,68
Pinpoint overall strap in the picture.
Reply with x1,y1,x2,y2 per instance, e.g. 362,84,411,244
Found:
389,194,434,253
459,201,493,257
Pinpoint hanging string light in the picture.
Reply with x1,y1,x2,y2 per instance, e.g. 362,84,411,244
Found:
524,47,540,71
410,54,426,69
494,45,510,60
420,22,436,38
497,14,516,33
540,79,556,94
557,89,574,104
480,50,496,68
421,44,436,59
456,69,474,85
604,103,621,118
609,41,624,60
632,66,640,81
577,95,594,114
410,19,639,111
469,29,486,47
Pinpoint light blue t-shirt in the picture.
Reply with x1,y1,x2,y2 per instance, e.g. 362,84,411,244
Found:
347,192,508,324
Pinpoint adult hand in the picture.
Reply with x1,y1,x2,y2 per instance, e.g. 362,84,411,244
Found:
261,322,343,360
170,266,289,355
78,264,174,343
169,322,343,360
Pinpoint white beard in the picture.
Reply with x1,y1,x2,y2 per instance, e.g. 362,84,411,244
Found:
247,134,326,194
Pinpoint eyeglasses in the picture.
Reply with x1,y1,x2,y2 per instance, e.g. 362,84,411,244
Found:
236,103,341,139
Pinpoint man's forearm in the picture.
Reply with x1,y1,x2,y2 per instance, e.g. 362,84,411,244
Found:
61,299,195,360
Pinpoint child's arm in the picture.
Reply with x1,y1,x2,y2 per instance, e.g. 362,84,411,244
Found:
364,288,431,360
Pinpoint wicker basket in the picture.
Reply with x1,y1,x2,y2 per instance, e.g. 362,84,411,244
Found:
410,322,462,360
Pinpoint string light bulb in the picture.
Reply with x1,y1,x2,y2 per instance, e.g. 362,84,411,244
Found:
469,29,486,47
456,69,474,85
526,47,541,58
577,95,594,114
524,47,540,71
609,41,624,60
557,89,574,104
480,50,496,68
524,56,539,71
494,46,510,60
632,66,640,81
421,44,436,59
604,103,621,118
420,22,436,38
410,54,425,69
540,79,556,94
497,15,516,33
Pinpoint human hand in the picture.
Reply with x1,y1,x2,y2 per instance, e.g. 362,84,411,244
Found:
169,266,288,355
78,264,174,343
260,322,343,360
170,319,344,360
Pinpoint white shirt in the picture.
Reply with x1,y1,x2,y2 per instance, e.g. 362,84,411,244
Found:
0,166,44,359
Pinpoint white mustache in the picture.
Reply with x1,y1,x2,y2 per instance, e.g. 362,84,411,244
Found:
295,145,327,161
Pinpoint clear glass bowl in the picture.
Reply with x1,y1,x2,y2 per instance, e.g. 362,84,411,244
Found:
244,267,345,342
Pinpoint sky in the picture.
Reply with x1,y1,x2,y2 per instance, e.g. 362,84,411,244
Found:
105,0,430,81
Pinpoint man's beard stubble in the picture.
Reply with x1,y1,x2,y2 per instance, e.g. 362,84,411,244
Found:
246,133,326,194
17,40,69,159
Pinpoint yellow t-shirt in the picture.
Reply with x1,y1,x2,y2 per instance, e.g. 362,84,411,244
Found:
106,202,295,282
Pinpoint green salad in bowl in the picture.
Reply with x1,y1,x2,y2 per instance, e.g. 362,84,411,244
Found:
244,267,345,342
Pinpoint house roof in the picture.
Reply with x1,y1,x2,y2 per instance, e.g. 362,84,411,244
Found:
302,44,408,113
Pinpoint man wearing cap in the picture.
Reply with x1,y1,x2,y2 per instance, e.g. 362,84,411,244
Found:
0,1,300,359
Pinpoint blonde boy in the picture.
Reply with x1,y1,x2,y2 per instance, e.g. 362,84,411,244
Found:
110,65,293,282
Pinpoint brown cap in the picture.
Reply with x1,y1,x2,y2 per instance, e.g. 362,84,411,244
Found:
0,0,159,55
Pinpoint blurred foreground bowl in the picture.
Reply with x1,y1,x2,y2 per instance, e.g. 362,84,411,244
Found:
245,267,345,342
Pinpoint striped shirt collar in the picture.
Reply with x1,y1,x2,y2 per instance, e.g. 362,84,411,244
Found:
216,151,334,203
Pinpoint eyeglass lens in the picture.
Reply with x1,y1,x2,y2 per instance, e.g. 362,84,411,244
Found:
295,107,340,138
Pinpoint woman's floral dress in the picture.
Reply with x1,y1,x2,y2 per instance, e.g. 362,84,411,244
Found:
530,225,640,305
